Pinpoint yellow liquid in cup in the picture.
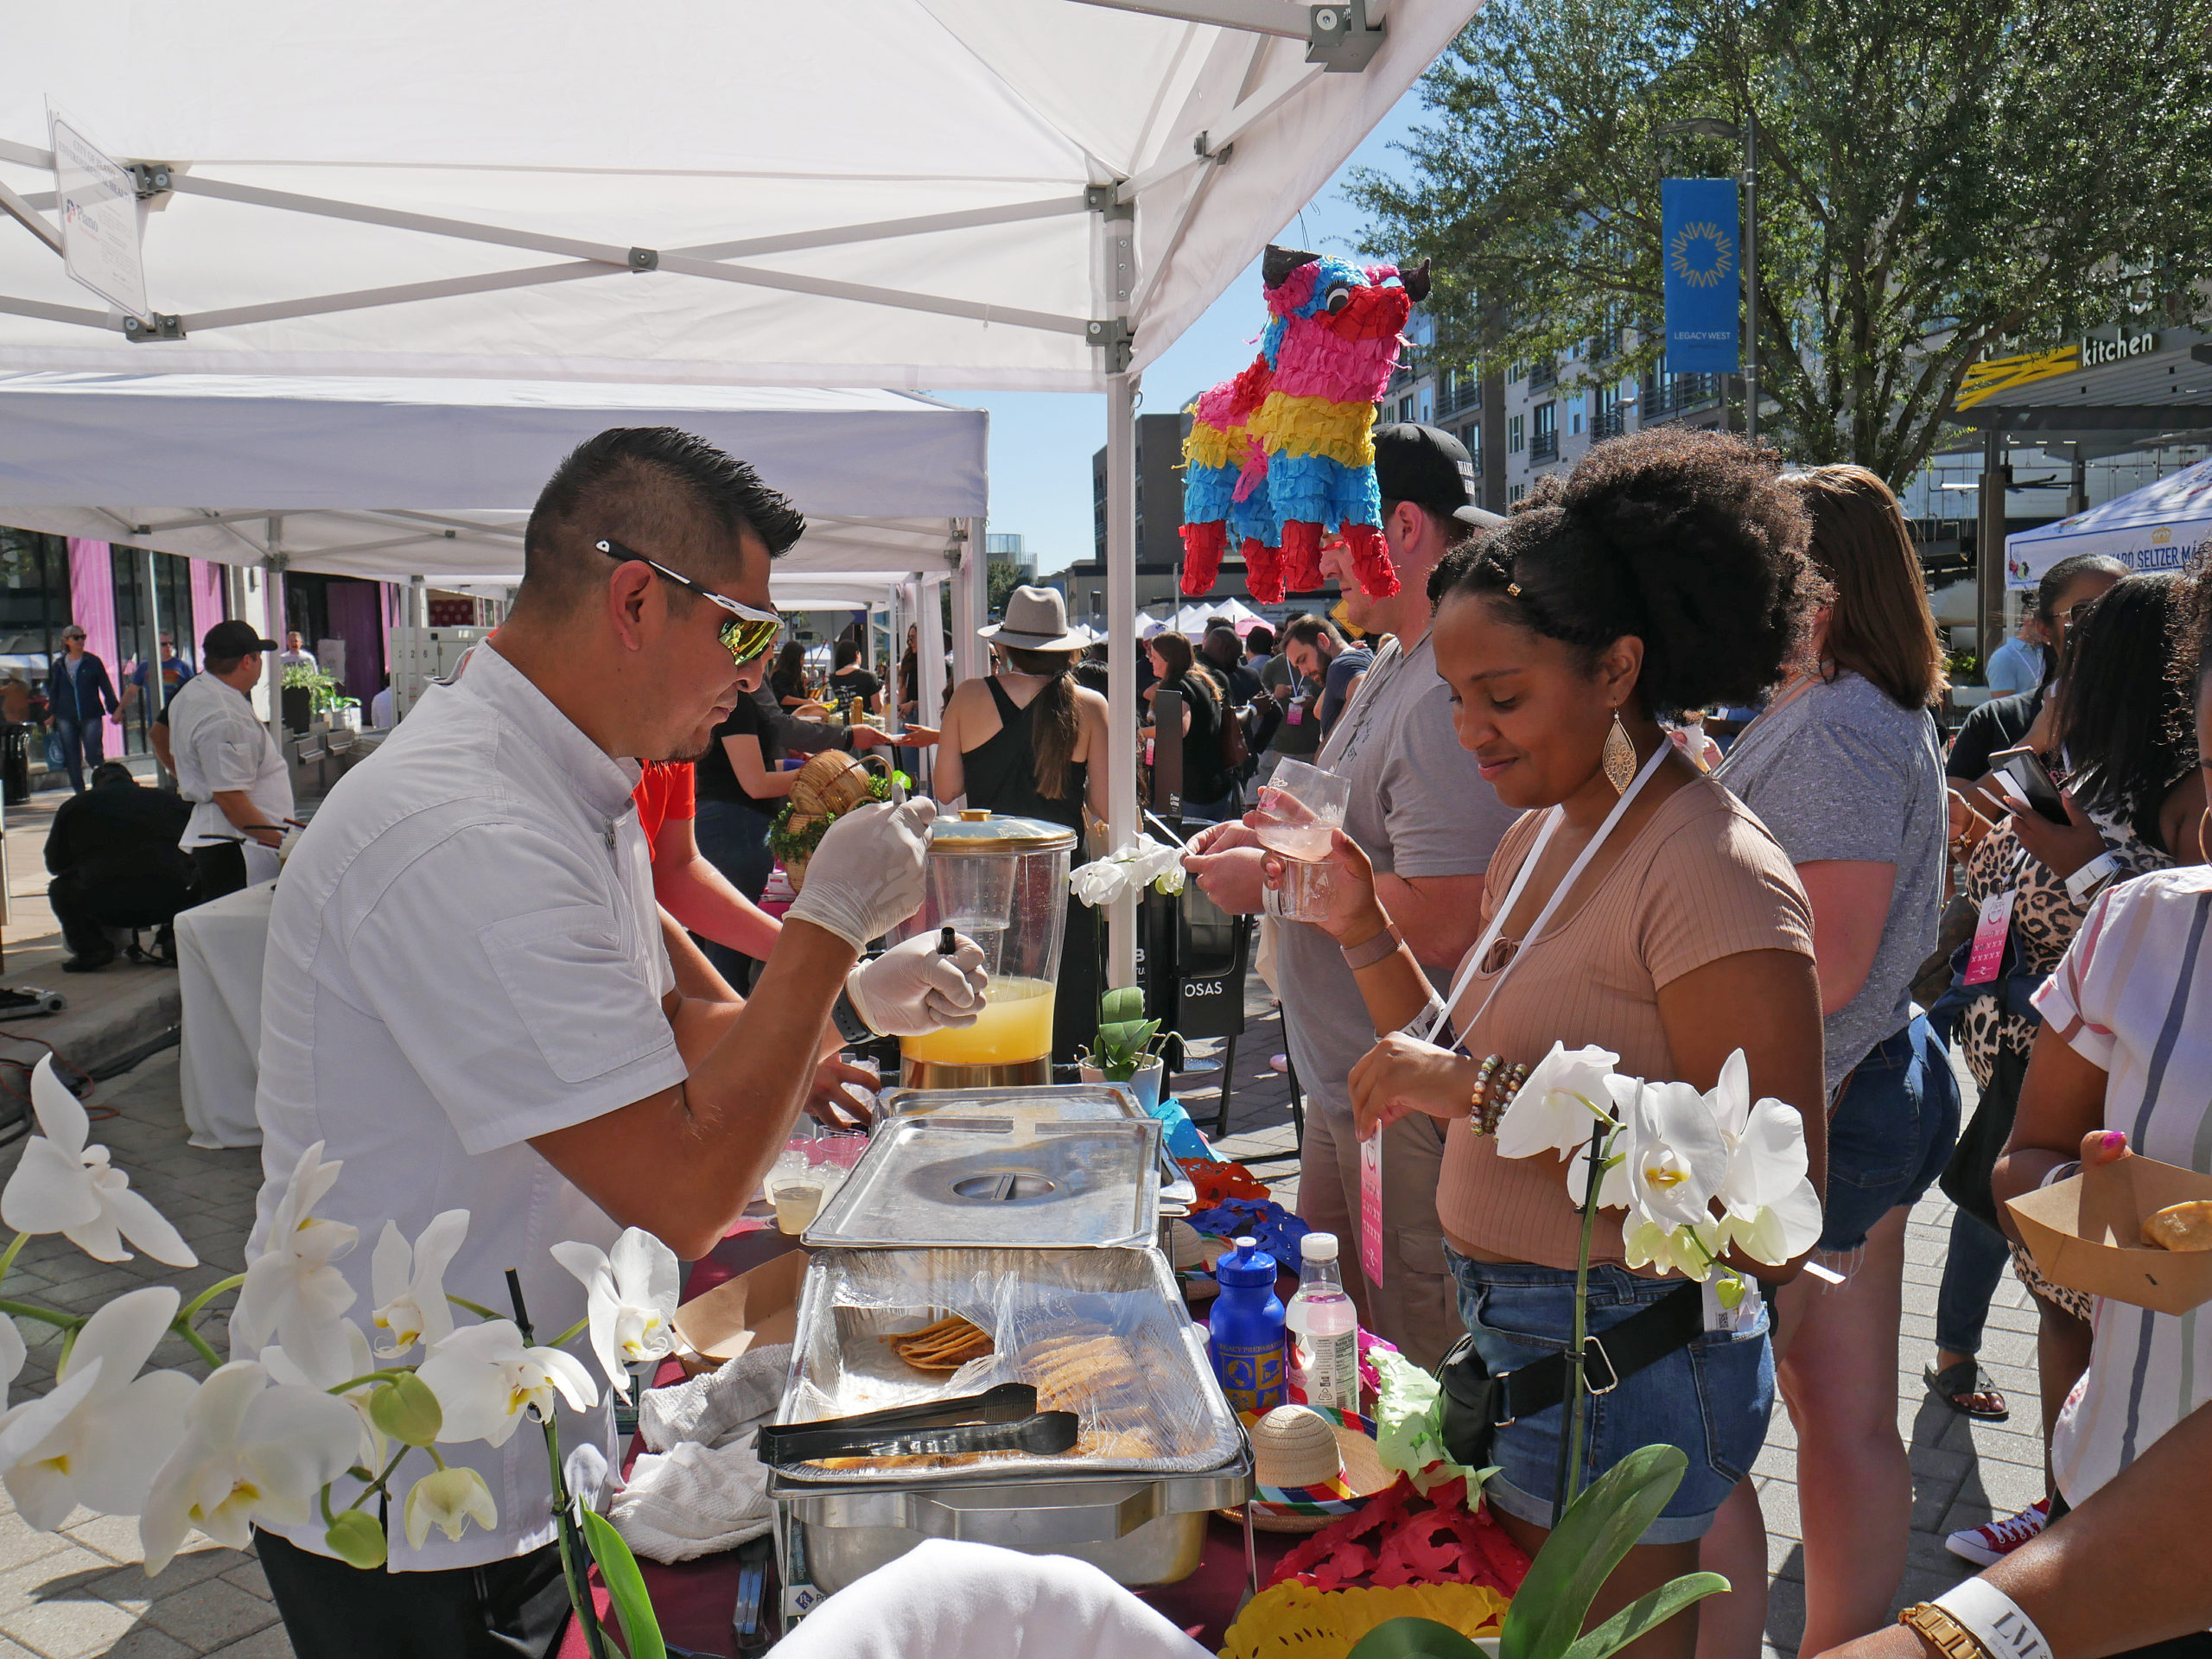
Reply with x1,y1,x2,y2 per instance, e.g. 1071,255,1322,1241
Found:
900,976,1056,1066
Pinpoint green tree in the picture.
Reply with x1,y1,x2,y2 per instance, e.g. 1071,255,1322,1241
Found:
986,557,1028,618
1351,0,2212,485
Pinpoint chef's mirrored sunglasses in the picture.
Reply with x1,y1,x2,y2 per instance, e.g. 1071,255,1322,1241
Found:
594,537,783,665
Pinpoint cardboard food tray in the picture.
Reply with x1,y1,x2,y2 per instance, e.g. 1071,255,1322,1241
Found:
2006,1155,2212,1316
671,1249,806,1375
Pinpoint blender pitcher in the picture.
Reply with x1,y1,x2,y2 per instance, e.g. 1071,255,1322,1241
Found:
894,810,1073,1088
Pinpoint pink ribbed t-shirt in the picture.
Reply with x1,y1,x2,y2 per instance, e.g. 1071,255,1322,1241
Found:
1433,776,1815,1270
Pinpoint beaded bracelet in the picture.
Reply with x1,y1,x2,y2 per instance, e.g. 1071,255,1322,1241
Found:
1467,1055,1529,1138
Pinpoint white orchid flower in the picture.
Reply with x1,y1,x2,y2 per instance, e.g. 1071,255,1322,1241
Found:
1624,1079,1731,1234
1624,1217,1728,1282
1069,836,1186,906
369,1210,469,1359
1706,1051,1824,1266
0,1317,22,1406
551,1229,680,1396
232,1141,358,1378
263,1319,385,1469
139,1362,364,1575
403,1465,499,1549
415,1319,599,1449
1494,1042,1624,1162
1565,1103,1635,1211
1069,855,1133,907
0,1058,196,1268
564,1442,610,1522
0,1287,198,1529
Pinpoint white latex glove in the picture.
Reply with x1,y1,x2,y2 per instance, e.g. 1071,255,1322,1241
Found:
844,931,990,1037
784,797,938,950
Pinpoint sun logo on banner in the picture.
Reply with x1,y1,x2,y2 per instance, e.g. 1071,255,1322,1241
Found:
1669,220,1736,289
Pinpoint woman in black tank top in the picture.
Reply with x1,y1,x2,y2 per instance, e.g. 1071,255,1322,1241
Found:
935,591,1110,1062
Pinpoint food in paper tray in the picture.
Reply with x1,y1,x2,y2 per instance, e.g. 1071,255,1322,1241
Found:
2142,1199,2212,1250
889,1314,995,1370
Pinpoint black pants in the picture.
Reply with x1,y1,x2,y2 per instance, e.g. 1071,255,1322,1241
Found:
48,862,193,960
189,839,251,905
256,1529,571,1659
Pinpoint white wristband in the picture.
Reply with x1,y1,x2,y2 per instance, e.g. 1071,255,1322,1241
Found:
1935,1578,2053,1659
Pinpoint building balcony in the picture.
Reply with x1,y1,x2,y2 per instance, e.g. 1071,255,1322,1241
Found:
1437,372,1482,419
1530,429,1560,463
1528,359,1557,390
1639,372,1723,422
1592,404,1627,442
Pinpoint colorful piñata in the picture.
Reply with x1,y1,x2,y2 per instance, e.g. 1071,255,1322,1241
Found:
1179,245,1427,601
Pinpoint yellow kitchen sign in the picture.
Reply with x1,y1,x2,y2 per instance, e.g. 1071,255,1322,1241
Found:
1956,345,2080,410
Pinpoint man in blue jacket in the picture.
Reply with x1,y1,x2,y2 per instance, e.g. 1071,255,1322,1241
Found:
45,626,120,793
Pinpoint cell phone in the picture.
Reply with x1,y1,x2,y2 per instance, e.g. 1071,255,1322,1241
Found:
1995,748,2070,825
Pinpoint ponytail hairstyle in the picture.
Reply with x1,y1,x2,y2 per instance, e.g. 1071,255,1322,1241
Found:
1006,645,1083,801
1427,427,1818,714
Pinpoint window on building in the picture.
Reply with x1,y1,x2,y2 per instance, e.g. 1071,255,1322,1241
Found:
0,528,69,670
1398,395,1415,423
1507,483,1527,505
1419,391,1433,423
1508,414,1525,454
1570,398,1586,436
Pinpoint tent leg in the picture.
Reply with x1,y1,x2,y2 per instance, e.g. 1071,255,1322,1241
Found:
263,537,289,754
1105,372,1141,988
951,517,984,686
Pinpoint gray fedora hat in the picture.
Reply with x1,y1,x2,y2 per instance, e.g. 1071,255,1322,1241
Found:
978,585,1089,652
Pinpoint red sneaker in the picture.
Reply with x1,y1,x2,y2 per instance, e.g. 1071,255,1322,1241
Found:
1945,1497,2050,1567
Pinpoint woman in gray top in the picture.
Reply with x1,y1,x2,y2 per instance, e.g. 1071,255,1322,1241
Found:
1701,465,1955,1655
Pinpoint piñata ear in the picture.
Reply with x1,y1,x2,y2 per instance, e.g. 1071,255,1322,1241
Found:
1262,245,1319,288
1401,257,1432,303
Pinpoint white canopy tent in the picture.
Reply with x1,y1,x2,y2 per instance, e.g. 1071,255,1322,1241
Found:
0,0,1478,976
2004,455,2212,590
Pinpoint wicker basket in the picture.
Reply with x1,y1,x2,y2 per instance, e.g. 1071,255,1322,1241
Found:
1219,1580,1507,1659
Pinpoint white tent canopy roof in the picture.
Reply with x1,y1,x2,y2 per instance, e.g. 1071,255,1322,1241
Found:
0,1,1471,391
0,372,983,585
2004,455,2212,589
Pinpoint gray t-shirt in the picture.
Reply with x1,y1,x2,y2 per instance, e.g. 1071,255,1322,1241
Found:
1714,671,1946,1096
1275,632,1523,1124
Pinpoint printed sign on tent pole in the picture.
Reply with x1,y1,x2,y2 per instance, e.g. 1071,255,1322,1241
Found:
1660,177,1740,374
48,111,148,321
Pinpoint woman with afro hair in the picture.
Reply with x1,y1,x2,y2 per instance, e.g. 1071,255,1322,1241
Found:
1273,428,1828,1656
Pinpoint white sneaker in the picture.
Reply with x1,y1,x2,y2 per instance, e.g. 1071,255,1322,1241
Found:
1945,1497,2050,1567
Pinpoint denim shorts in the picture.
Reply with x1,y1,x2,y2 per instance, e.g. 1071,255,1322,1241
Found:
1818,1015,1961,1255
1444,1252,1774,1543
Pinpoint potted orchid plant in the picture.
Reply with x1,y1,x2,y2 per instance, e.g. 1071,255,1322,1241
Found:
0,1058,682,1659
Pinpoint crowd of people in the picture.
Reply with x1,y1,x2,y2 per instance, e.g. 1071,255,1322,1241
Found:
33,414,2212,1659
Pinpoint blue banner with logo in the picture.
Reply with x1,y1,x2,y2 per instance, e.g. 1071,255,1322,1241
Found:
1661,177,1741,373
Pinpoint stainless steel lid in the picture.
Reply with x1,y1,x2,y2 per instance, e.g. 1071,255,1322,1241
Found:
928,810,1077,855
878,1084,1142,1123
804,1112,1161,1249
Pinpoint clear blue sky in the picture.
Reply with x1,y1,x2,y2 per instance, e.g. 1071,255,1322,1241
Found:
936,89,1430,574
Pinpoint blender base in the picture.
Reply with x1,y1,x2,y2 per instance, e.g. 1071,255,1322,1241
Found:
898,1056,1052,1091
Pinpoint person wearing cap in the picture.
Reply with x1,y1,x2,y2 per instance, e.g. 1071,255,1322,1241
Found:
165,618,296,899
932,585,1109,1062
1182,424,1520,1369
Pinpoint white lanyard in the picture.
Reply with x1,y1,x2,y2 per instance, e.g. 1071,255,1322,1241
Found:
1420,741,1670,1046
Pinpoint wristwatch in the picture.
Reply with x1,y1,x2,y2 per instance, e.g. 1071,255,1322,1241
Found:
2063,851,2120,905
1898,1603,1990,1659
830,986,876,1046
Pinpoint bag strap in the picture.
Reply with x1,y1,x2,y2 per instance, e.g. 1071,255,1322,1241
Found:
1454,1280,1706,1428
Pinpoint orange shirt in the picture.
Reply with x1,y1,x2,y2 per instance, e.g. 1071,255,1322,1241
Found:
633,761,696,859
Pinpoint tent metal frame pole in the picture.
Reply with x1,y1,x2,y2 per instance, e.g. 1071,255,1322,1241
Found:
1976,428,2008,671
263,527,289,752
1104,370,1141,987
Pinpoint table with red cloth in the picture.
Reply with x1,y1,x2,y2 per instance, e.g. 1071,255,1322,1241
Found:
558,1226,1290,1657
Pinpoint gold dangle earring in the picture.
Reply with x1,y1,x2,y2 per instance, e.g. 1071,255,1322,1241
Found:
1602,710,1637,795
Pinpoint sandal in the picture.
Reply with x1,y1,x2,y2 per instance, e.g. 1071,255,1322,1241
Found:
1925,1359,2010,1421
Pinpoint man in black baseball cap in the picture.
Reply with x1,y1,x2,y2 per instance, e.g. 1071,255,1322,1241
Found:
202,618,278,659
1371,423,1507,537
164,616,291,899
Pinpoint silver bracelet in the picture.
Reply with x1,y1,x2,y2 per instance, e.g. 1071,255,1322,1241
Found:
1935,1577,2053,1659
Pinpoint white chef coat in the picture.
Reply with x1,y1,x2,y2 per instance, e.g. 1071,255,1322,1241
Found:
369,684,395,728
166,672,294,883
245,642,681,1572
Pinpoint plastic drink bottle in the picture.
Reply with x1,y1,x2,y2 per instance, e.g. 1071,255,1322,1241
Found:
1209,1236,1287,1414
1285,1231,1360,1414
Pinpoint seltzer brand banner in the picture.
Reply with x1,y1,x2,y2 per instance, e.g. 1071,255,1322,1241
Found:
1661,177,1741,373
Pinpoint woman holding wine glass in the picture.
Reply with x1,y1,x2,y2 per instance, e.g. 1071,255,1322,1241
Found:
1271,429,1828,1657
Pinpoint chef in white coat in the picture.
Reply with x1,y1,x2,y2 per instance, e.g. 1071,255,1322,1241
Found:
166,619,293,895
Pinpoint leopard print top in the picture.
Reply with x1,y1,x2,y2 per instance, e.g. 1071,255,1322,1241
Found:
1955,813,2171,1091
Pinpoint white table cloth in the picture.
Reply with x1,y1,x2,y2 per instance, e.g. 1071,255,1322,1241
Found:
175,879,276,1148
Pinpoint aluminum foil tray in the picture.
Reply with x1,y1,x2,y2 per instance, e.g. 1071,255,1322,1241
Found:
772,1246,1242,1485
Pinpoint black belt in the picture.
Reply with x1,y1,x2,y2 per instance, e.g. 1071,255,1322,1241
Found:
1438,1280,1706,1465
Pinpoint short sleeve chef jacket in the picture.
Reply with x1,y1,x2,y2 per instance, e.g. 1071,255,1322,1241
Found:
165,671,294,852
246,643,682,1573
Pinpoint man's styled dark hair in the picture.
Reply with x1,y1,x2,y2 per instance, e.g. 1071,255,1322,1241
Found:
519,427,805,616
1281,613,1344,652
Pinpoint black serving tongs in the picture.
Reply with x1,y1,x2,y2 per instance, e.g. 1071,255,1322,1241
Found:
760,1382,1077,1465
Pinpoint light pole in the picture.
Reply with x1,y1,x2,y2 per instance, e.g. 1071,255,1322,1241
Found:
1655,115,1758,443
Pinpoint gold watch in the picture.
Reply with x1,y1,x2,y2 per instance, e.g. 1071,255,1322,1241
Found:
1898,1604,1990,1659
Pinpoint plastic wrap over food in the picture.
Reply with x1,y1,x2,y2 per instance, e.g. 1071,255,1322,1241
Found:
774,1247,1243,1482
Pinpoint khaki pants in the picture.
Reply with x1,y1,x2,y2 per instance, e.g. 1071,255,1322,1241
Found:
1298,1107,1460,1373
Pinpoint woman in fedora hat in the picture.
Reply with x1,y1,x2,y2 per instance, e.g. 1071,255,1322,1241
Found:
934,585,1109,1062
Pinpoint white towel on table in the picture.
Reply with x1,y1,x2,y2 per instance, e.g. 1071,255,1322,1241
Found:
610,1433,773,1563
637,1344,791,1452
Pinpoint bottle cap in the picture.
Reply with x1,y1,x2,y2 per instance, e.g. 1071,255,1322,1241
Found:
1216,1235,1279,1288
1300,1231,1339,1262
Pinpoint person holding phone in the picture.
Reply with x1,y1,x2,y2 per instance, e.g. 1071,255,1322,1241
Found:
1924,570,2203,1570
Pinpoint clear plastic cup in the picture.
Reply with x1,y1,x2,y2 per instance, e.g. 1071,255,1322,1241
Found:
1255,759,1351,921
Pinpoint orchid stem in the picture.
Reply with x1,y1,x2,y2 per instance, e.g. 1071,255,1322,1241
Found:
326,1369,417,1395
448,1294,500,1321
550,1317,589,1350
175,1322,223,1370
0,1231,29,1286
512,1265,613,1659
1554,1119,1613,1521
342,1446,413,1510
0,1298,82,1332
177,1273,247,1328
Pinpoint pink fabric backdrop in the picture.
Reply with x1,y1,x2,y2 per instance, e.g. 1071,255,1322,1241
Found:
188,558,226,660
65,538,123,749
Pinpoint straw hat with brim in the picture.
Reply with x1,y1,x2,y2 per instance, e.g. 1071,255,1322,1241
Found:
979,586,1090,652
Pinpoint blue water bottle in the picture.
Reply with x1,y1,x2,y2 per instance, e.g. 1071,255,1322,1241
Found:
1210,1236,1287,1414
